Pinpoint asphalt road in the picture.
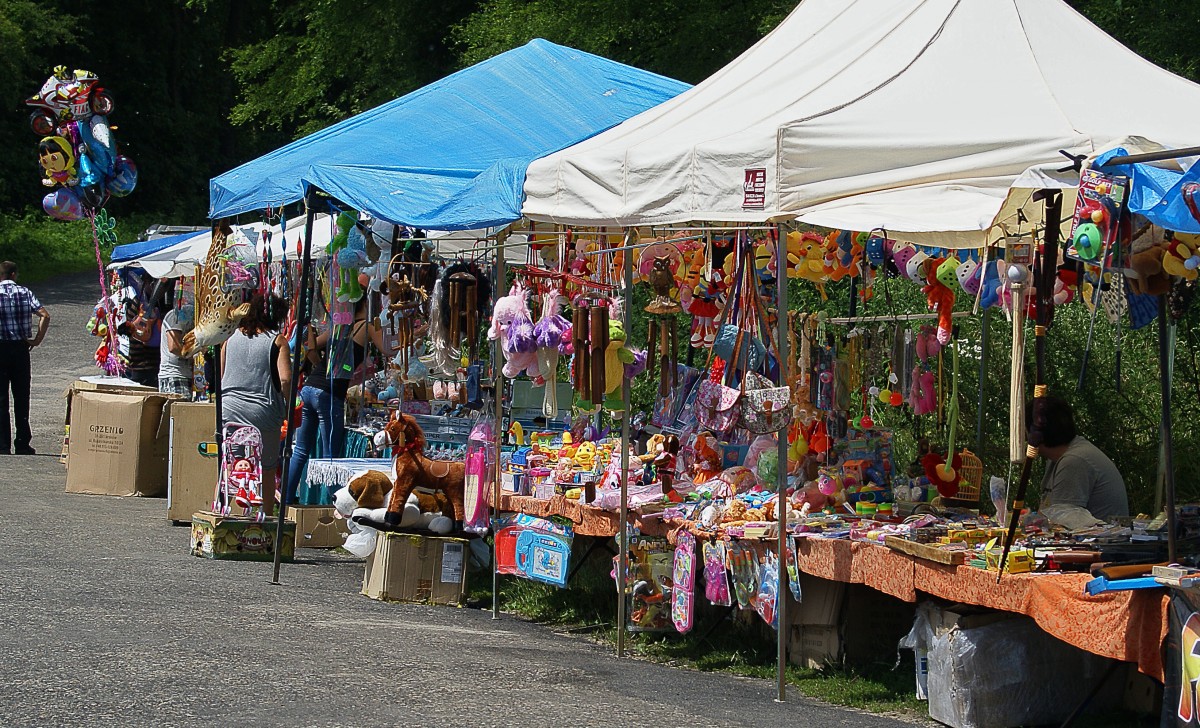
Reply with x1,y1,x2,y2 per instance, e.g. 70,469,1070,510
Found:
0,273,918,727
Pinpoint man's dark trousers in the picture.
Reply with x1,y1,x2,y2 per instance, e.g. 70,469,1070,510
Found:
0,341,32,451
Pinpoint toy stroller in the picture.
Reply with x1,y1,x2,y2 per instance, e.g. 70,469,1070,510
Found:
214,422,265,522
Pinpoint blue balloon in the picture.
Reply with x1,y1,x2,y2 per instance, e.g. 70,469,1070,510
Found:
77,150,109,209
79,115,115,175
108,155,137,197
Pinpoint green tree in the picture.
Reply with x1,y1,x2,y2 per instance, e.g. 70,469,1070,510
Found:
453,0,794,85
226,0,477,136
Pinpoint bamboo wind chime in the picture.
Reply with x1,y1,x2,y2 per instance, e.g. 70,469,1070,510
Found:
645,255,681,396
571,299,609,407
448,270,478,363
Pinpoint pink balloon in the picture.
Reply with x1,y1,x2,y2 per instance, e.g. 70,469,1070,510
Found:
43,187,84,221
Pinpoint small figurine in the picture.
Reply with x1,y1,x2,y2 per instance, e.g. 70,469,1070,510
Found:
656,434,680,500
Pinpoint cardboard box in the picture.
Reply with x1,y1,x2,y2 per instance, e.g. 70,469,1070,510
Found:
793,574,846,626
788,624,842,669
65,389,178,496
167,402,219,522
362,532,468,606
190,511,295,562
287,505,349,549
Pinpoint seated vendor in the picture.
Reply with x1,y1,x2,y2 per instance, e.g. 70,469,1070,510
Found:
1030,395,1128,522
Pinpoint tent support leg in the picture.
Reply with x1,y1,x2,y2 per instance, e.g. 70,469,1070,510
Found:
272,197,318,584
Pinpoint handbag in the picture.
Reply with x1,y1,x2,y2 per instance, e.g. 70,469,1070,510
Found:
740,371,793,434
712,324,765,371
696,379,741,437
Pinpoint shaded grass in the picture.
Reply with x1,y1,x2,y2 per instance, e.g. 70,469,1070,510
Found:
0,210,162,282
468,538,925,716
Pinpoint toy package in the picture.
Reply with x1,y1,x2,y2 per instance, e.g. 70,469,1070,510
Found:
1066,168,1131,270
754,551,780,630
671,531,697,633
703,541,733,607
728,541,759,610
618,537,675,632
494,513,574,588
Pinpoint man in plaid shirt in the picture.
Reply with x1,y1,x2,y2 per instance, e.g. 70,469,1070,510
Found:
0,261,50,455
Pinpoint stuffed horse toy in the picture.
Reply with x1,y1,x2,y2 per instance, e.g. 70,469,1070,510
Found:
379,412,467,530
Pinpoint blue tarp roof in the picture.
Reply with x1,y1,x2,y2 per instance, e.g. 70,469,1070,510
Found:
209,39,689,230
110,232,199,263
1096,148,1200,234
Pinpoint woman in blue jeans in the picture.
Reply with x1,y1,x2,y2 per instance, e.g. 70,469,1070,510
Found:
286,295,388,502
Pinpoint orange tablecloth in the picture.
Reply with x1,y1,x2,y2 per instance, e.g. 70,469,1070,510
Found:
795,538,1167,680
497,495,1168,679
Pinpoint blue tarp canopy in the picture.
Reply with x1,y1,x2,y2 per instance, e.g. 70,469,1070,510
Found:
110,232,200,264
209,39,689,230
1096,147,1200,234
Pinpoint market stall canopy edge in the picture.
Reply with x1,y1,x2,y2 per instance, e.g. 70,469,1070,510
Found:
521,0,1200,248
208,39,690,230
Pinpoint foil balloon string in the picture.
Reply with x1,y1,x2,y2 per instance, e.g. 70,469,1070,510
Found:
86,207,123,376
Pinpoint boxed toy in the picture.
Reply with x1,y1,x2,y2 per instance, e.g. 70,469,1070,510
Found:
190,511,295,562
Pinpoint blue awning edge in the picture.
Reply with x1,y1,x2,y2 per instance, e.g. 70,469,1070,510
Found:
209,39,689,230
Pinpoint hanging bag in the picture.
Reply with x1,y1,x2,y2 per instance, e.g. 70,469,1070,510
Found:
740,371,793,433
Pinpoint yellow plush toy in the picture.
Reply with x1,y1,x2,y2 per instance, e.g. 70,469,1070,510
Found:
574,442,598,470
1164,232,1200,280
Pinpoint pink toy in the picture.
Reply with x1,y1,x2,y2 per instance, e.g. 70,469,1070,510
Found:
671,531,696,633
703,541,732,606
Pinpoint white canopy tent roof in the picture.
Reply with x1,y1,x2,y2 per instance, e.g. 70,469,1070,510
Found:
111,214,334,278
522,0,1200,247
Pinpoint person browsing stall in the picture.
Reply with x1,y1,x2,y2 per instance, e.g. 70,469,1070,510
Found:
1029,395,1128,524
284,294,389,502
221,293,291,516
0,261,49,455
158,305,194,397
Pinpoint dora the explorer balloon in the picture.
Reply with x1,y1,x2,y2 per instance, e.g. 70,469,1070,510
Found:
38,136,76,187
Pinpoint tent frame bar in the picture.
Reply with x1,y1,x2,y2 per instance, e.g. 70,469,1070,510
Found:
825,311,971,325
1102,145,1200,167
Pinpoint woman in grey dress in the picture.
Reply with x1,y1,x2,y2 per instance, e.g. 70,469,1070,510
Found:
220,293,291,516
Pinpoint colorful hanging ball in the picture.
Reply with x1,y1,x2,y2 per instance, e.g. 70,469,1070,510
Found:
859,415,874,430
889,391,904,407
878,388,892,404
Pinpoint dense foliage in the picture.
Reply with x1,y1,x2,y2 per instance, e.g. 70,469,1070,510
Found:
2,0,1198,512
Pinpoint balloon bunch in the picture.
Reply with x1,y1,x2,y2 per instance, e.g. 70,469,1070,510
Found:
26,66,137,220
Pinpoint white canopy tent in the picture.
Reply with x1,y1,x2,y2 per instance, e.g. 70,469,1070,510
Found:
111,214,334,278
522,0,1200,246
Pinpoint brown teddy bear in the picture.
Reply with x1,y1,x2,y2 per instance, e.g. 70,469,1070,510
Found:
1127,240,1170,296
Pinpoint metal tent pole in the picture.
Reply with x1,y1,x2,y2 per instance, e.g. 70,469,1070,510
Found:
775,225,789,702
271,194,318,584
617,228,634,657
1159,295,1178,563
493,239,506,620
976,309,990,453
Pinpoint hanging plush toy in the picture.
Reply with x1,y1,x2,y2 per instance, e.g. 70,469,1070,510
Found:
490,282,538,379
602,314,635,412
923,257,956,344
532,290,569,416
685,276,719,348
335,224,369,302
